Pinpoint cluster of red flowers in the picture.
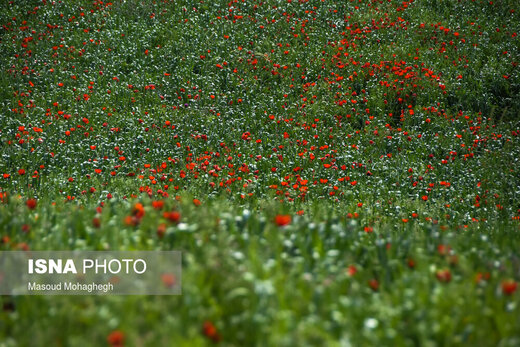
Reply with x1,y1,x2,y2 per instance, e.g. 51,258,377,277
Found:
124,203,145,226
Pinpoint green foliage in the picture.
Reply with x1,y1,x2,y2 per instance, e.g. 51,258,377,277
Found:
0,0,519,345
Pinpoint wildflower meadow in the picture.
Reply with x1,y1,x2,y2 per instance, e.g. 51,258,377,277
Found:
1,0,519,345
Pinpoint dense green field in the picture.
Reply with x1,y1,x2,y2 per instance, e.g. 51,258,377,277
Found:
1,0,520,345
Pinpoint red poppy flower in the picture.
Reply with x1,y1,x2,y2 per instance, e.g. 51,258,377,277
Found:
163,211,180,223
437,244,451,256
161,273,176,288
26,199,37,210
17,242,29,251
407,258,416,269
202,321,221,343
107,330,125,347
275,214,291,226
472,272,489,284
436,269,451,283
152,200,164,210
347,265,357,276
502,280,517,295
124,216,140,227
368,279,379,291
157,223,167,238
131,203,145,219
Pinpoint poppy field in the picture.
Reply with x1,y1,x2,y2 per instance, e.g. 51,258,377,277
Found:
1,0,520,345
